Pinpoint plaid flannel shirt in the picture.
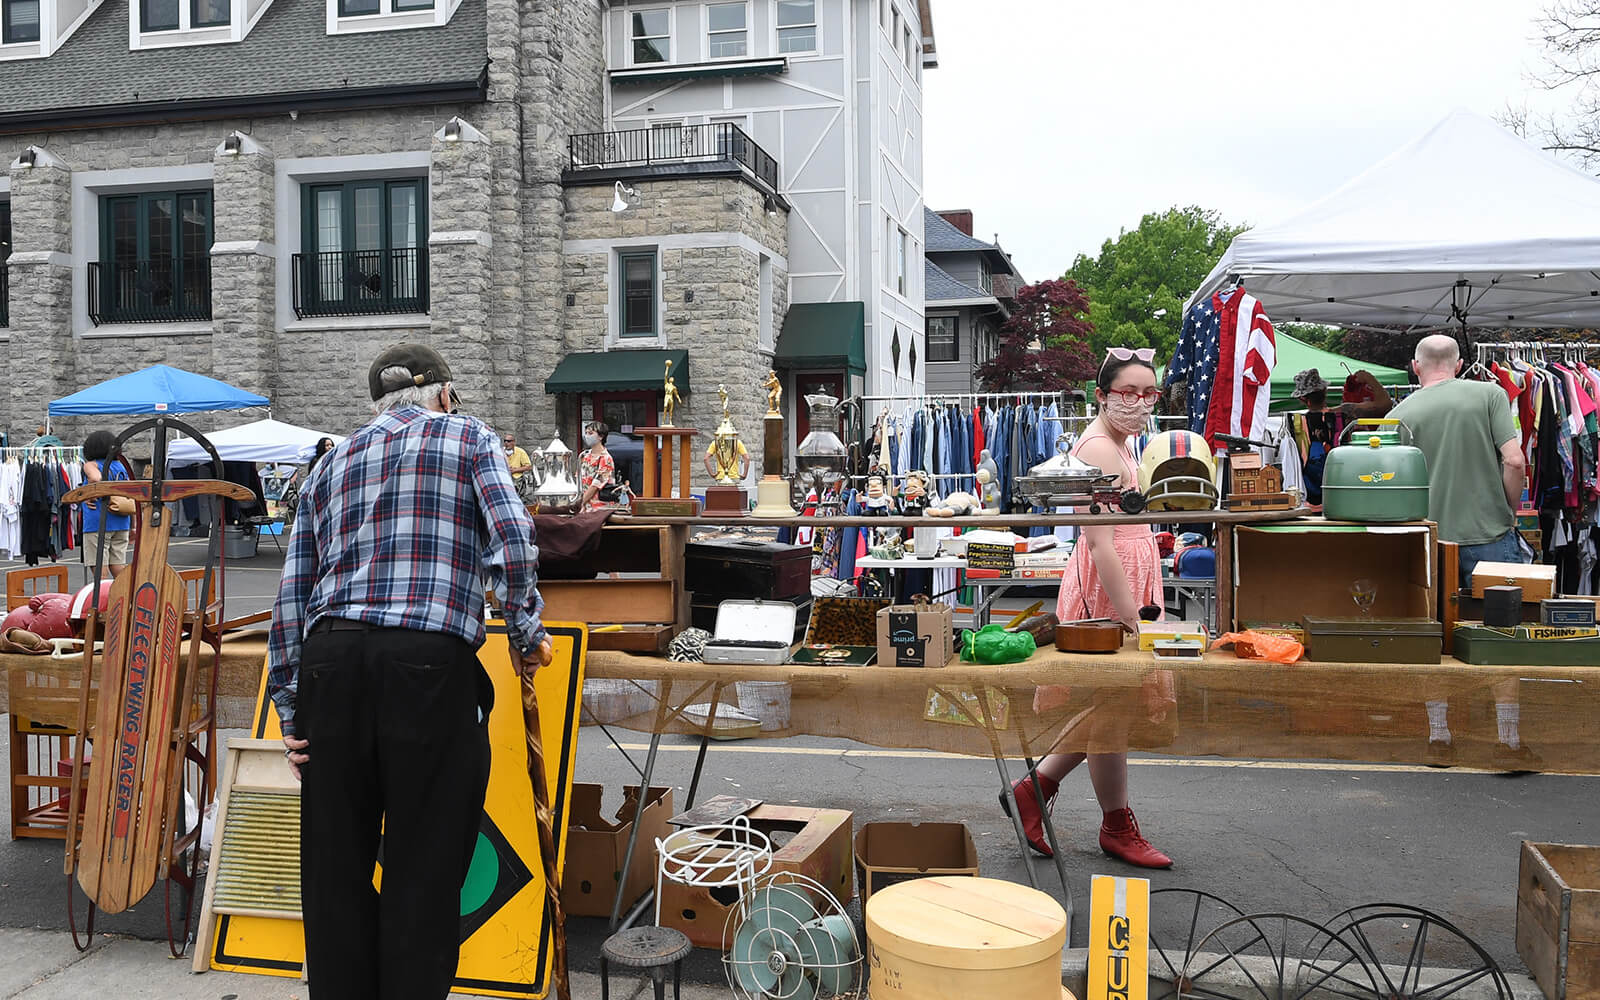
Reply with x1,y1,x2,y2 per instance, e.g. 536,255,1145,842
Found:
267,406,547,735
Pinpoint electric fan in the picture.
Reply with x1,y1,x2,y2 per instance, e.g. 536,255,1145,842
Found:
722,872,862,1000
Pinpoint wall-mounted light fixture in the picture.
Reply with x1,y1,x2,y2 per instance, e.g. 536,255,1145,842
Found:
223,132,242,155
17,147,37,168
611,180,639,213
443,118,462,142
763,195,779,217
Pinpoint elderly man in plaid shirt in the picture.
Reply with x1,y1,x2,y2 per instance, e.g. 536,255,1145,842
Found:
267,343,552,1000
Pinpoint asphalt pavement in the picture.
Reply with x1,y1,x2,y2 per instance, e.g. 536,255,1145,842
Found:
1,538,1594,995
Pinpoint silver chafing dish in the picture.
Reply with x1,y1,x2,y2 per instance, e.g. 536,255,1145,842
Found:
1017,443,1148,514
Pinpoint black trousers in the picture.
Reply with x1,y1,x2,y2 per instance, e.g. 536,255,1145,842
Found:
297,621,493,1000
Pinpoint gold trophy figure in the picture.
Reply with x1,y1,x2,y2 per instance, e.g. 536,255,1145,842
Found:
761,369,783,415
751,369,796,517
661,359,683,427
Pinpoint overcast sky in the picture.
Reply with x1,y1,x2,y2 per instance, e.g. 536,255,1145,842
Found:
923,0,1561,281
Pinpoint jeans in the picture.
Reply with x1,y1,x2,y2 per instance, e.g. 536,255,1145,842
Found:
1456,527,1526,589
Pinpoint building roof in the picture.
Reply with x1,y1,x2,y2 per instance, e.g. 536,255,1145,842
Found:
0,0,487,130
925,259,994,305
924,207,999,253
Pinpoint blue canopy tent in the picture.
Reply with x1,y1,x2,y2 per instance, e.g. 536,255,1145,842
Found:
49,365,269,416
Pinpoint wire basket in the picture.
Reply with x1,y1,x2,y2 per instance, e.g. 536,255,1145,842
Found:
655,816,773,928
722,871,863,1000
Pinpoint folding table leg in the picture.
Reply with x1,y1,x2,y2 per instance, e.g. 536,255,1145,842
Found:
1023,756,1073,940
609,730,662,931
991,757,1040,890
685,734,711,810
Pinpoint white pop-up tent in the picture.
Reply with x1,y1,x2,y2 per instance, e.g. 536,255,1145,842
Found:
166,418,344,467
1189,110,1600,331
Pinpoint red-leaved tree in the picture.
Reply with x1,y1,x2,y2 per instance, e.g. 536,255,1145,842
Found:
976,279,1098,392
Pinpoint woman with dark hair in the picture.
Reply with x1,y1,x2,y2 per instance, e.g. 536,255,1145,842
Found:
998,347,1173,869
578,420,615,510
308,437,335,476
81,430,134,579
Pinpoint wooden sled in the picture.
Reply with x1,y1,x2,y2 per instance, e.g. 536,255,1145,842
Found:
60,417,256,957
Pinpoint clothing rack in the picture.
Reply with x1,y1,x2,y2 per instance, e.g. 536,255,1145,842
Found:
1,446,82,460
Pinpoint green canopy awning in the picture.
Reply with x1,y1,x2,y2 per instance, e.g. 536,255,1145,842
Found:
544,349,689,395
774,302,867,375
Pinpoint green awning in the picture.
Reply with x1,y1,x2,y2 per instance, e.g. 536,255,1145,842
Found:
544,349,689,395
774,302,866,375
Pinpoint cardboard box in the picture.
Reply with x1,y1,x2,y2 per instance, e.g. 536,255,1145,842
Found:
1137,620,1206,651
657,804,852,948
1233,523,1436,632
876,602,954,667
561,784,673,918
853,821,979,902
1472,561,1556,601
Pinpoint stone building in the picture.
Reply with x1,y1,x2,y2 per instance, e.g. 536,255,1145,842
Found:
0,0,935,491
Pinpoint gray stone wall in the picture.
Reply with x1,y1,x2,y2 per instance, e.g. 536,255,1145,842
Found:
560,174,790,490
6,156,75,433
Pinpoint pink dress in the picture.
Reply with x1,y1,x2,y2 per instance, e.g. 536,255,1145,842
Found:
1054,432,1164,623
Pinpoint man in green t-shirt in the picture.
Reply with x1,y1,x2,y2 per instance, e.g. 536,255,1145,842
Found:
1390,334,1527,584
1390,334,1536,772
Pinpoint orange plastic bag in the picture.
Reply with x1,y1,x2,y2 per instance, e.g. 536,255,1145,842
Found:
1212,630,1304,663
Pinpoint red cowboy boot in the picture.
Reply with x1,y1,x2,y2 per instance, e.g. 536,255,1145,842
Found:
999,773,1059,857
1099,807,1172,869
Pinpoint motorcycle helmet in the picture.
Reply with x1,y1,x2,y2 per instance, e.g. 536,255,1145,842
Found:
1137,430,1219,511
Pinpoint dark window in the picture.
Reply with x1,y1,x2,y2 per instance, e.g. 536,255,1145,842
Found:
392,0,434,12
619,249,656,337
927,314,957,362
2,0,39,42
94,190,212,324
295,178,427,317
191,0,229,26
1,199,10,328
631,8,669,63
338,0,379,15
141,0,179,30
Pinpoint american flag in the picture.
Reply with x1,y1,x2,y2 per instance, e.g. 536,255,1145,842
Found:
1202,289,1276,450
1166,297,1223,436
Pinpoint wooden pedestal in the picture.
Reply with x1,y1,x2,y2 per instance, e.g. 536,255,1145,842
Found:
703,485,748,516
637,427,699,499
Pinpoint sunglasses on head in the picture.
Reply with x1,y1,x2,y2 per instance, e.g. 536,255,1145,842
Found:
1100,346,1156,377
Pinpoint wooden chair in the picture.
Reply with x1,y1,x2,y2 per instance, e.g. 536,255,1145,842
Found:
178,568,220,629
6,566,69,611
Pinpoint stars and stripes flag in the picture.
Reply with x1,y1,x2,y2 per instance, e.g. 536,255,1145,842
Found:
1202,289,1276,451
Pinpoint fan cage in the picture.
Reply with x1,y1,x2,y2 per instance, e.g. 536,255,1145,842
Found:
722,871,864,1000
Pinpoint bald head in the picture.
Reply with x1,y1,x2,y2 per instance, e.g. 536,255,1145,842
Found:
1413,335,1462,384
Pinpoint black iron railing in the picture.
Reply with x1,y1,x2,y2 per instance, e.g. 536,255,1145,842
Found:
0,263,8,328
292,247,428,319
87,258,212,326
568,122,780,193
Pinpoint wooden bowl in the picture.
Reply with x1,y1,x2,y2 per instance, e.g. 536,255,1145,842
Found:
1054,621,1123,654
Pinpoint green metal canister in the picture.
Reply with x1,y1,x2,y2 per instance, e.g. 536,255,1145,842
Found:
1321,419,1430,522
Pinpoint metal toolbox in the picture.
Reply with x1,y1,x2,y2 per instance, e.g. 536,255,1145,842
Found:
1302,616,1442,663
702,599,798,665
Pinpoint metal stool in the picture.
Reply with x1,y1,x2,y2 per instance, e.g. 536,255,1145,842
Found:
600,925,692,1000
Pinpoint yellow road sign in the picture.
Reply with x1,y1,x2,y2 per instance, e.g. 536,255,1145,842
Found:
1088,874,1149,1000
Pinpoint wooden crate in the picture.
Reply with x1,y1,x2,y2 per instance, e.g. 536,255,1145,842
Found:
537,523,688,627
1517,841,1600,1000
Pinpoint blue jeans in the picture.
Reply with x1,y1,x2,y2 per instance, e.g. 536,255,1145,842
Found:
1457,527,1526,589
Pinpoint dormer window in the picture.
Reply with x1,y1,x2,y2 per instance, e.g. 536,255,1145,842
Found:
2,0,102,59
327,0,459,36
131,0,273,47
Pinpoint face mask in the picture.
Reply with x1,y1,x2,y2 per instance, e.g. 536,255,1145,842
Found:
1103,394,1153,435
583,432,600,447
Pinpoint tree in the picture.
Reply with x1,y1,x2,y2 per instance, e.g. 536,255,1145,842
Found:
975,279,1097,392
1503,1,1600,167
1332,328,1427,371
1063,206,1246,363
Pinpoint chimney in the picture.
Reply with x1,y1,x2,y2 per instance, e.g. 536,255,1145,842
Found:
937,209,974,236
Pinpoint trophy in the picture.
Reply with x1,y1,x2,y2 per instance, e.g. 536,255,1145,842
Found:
661,359,683,427
751,369,797,517
702,384,751,516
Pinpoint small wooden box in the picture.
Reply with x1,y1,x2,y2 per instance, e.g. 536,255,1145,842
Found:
1517,841,1600,1000
685,538,811,601
1472,561,1556,601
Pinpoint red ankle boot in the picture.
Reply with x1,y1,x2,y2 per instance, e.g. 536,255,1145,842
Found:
1099,807,1172,869
999,773,1059,857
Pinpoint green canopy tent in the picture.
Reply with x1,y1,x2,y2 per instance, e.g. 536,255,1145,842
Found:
1266,332,1407,412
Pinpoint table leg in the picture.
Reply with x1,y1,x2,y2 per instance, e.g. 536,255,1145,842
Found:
970,687,1039,891
685,734,711,810
1023,757,1073,939
609,730,662,932
1215,524,1234,633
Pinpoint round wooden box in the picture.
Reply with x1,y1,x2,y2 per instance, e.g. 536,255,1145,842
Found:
864,875,1067,999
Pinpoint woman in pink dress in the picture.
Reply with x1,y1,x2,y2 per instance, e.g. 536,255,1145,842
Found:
998,348,1173,869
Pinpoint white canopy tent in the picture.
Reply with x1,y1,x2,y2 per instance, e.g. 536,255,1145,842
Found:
165,418,344,467
1189,110,1600,332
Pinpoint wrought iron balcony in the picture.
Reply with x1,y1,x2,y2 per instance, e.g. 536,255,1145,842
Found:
292,247,428,319
88,259,211,326
568,122,780,193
